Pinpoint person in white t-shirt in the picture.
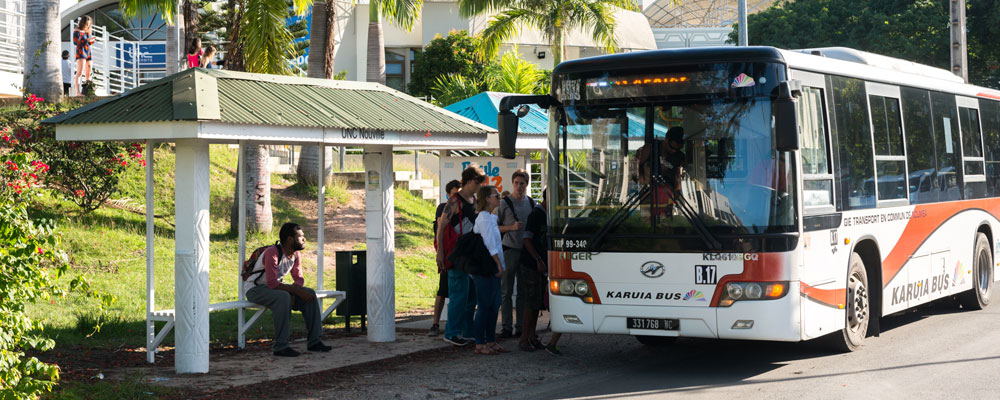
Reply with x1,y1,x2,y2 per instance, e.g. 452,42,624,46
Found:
61,51,73,95
244,223,332,357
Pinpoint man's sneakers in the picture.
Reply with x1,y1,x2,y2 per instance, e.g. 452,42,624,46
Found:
443,336,471,346
274,342,331,357
427,323,441,337
273,347,301,357
308,342,333,352
545,343,562,355
497,329,514,339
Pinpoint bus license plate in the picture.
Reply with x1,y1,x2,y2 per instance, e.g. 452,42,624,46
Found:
627,318,679,331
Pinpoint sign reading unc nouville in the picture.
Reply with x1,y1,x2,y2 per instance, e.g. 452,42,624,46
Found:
342,128,386,140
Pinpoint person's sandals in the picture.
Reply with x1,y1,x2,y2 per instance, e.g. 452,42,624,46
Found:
530,338,546,350
475,345,498,355
489,343,510,353
518,341,535,352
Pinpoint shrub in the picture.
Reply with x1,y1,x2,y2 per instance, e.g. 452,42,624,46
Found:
409,30,498,99
1,94,145,213
0,151,100,398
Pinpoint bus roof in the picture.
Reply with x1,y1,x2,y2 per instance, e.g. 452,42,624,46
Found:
553,46,1000,101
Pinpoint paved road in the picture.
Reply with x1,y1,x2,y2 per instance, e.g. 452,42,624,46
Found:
296,292,999,400
499,294,1000,399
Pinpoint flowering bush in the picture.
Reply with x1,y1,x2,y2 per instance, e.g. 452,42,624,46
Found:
0,152,98,398
1,94,145,213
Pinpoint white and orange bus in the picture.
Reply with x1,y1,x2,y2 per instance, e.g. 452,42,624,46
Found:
498,46,997,350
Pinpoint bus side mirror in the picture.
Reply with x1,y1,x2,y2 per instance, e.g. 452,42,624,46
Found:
498,110,519,159
774,81,800,152
774,98,799,151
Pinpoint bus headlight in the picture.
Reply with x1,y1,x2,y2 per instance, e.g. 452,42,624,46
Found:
719,282,788,307
551,278,595,303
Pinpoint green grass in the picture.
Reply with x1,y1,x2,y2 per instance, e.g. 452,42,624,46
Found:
26,144,441,350
47,372,179,399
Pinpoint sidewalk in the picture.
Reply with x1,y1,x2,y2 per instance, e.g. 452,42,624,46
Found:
127,312,551,392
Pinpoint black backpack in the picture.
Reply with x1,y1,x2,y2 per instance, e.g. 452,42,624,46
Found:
502,196,535,237
242,242,282,285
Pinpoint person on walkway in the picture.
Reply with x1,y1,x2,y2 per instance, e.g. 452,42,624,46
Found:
428,179,461,337
61,51,73,96
518,188,549,352
202,44,217,68
72,16,95,96
187,38,203,69
244,223,332,357
496,169,534,338
437,166,486,346
471,185,507,354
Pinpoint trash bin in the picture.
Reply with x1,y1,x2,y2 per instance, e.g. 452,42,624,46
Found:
336,250,366,332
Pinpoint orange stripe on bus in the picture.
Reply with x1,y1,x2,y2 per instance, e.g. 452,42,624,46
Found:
800,282,845,308
977,91,1000,100
880,199,1000,288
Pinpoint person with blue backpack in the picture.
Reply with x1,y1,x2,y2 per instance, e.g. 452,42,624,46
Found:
243,223,332,357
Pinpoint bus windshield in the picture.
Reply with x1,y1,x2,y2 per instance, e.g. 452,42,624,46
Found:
552,97,797,252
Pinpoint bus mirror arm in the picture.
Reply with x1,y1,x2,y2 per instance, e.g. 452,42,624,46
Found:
774,81,800,152
497,95,563,159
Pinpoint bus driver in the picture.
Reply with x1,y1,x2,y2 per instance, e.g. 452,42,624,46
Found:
636,126,686,216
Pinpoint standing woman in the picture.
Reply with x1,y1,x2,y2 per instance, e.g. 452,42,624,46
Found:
201,45,217,68
72,16,95,95
471,185,507,355
187,38,203,69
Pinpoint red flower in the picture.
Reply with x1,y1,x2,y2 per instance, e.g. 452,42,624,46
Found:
37,247,44,255
75,189,85,197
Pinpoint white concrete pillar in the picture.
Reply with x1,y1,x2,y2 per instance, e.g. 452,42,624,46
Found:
363,145,395,342
174,139,211,373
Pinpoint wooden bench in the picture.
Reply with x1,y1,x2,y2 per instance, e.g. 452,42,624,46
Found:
146,290,345,362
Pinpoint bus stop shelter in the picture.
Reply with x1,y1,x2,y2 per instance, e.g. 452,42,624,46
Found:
44,68,494,374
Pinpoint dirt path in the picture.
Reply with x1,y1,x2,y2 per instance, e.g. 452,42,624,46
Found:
271,183,367,275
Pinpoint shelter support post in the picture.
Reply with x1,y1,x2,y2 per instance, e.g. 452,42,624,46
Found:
237,141,247,349
145,140,155,363
173,139,211,373
318,145,326,290
363,145,395,342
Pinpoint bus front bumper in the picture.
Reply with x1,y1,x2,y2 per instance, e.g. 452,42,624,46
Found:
549,282,802,342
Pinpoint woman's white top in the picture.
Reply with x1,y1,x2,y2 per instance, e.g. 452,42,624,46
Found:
474,211,505,271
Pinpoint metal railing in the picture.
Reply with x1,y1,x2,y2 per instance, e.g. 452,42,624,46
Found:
0,0,25,75
70,20,140,96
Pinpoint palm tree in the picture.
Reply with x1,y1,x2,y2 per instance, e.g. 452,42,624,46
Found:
297,0,343,187
492,46,545,94
365,0,423,84
458,0,639,66
23,0,63,101
121,0,310,233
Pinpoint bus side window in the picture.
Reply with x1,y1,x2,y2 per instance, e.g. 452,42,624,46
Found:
958,105,986,199
798,86,834,211
870,94,907,202
979,99,1000,197
901,88,937,204
830,76,876,210
930,91,962,202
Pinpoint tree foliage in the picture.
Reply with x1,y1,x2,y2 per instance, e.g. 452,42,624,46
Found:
429,47,548,106
734,0,1000,88
409,30,496,98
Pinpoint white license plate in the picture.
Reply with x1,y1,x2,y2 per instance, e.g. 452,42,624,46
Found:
627,317,679,330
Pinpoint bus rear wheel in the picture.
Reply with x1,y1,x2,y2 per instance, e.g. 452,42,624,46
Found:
636,335,677,346
829,252,869,352
959,233,992,310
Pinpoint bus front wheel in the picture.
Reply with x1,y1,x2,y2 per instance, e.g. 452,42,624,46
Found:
959,233,992,310
829,253,869,352
636,335,677,346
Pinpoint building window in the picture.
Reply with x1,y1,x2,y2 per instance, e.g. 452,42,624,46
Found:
386,51,405,91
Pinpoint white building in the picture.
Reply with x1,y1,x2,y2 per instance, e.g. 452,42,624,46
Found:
0,0,656,96
643,0,776,49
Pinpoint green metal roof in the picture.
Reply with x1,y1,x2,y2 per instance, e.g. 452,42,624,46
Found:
44,68,494,135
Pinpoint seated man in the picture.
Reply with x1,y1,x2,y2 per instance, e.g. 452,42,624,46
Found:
244,222,332,357
635,126,686,216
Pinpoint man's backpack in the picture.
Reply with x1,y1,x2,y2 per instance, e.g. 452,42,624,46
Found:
437,194,473,272
501,196,535,238
242,242,282,285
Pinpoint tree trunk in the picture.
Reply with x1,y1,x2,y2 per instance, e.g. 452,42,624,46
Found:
225,0,246,72
298,1,338,186
231,144,273,233
166,6,181,74
366,6,385,84
23,0,62,101
183,0,200,49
